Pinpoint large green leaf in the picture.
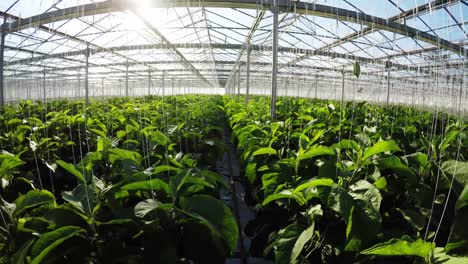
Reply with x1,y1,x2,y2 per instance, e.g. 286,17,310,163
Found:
327,185,354,226
246,161,257,184
291,223,315,262
109,148,143,165
293,178,334,193
30,226,85,264
332,139,360,151
441,160,468,195
11,239,35,264
262,172,281,197
251,147,277,157
62,184,97,216
397,208,426,231
0,153,25,180
456,184,468,211
432,247,468,264
296,145,335,162
353,61,361,78
361,237,434,259
346,180,382,251
200,170,229,190
56,160,85,184
179,195,238,254
263,190,304,206
134,199,162,218
265,224,301,264
14,190,55,216
377,156,417,184
121,179,170,195
362,140,401,161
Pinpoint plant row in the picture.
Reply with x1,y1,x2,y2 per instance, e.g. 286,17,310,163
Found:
224,96,468,263
0,95,238,263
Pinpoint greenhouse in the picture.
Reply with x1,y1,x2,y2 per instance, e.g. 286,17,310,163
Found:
0,0,467,263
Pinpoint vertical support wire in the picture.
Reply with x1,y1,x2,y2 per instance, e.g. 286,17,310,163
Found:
85,46,90,104
237,62,241,98
148,66,151,96
246,46,251,103
0,17,6,106
43,66,46,102
125,59,129,97
386,61,391,106
271,0,279,120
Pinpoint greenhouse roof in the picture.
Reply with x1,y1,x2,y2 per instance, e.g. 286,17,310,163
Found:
0,0,467,89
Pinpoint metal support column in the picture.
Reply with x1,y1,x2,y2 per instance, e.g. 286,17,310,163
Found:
246,47,251,103
341,70,345,104
315,74,318,98
237,63,241,97
0,18,6,107
125,59,129,97
43,66,46,102
386,62,391,106
85,46,90,103
171,78,174,96
162,71,165,97
459,78,464,115
77,73,80,99
148,67,151,96
270,0,279,120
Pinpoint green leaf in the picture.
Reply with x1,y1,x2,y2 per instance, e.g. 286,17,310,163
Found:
179,195,238,254
297,145,335,162
56,160,85,184
109,148,142,165
327,185,354,226
30,226,85,264
134,199,161,218
456,184,468,211
262,172,281,197
397,208,426,231
266,224,301,264
433,247,468,264
263,190,303,206
293,178,334,193
374,177,387,190
88,128,107,138
378,156,417,184
153,165,181,175
332,140,360,151
11,239,35,264
291,223,315,262
361,237,434,259
121,179,170,195
251,147,277,157
62,184,97,216
0,154,25,180
346,180,382,251
362,140,401,161
200,170,229,190
246,161,257,184
353,61,361,78
15,190,55,216
441,160,468,196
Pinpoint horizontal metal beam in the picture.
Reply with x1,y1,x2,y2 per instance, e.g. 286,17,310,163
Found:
4,43,456,77
287,0,460,66
0,11,154,78
1,0,465,57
